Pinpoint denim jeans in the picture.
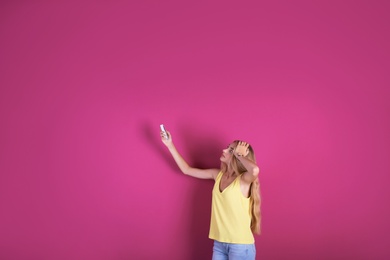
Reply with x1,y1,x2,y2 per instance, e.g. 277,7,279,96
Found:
212,240,256,260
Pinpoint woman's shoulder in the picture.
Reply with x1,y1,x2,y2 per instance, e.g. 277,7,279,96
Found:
209,168,222,180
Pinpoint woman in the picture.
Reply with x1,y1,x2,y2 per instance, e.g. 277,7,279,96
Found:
160,128,261,260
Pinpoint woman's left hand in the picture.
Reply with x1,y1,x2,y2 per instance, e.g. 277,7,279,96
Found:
234,141,250,157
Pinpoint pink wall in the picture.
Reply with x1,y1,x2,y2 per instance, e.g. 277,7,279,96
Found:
1,1,389,259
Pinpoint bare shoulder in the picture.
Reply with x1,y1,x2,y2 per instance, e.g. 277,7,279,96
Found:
201,168,220,180
241,170,259,184
209,168,221,180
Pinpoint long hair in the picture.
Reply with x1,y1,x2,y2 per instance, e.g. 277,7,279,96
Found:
220,140,261,234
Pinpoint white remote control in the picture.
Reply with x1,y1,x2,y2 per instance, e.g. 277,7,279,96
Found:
160,124,168,139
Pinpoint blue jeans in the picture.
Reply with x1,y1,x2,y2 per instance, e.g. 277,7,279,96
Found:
212,240,256,260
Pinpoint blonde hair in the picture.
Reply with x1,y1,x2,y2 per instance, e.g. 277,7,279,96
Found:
220,140,261,234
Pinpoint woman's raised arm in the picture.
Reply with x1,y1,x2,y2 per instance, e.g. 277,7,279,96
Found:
161,130,219,180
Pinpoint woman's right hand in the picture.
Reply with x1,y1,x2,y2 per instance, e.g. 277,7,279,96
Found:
160,130,172,146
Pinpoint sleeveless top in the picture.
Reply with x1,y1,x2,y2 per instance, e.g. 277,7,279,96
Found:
209,171,254,244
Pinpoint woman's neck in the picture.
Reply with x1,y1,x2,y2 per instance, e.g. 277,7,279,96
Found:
225,167,236,178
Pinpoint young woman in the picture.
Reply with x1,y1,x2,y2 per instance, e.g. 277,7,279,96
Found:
160,128,261,260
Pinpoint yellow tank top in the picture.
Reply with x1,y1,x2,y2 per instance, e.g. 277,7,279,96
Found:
209,171,254,244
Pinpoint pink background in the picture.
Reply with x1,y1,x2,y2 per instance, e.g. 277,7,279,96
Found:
1,1,389,259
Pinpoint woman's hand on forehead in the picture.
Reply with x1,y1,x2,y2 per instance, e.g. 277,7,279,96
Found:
234,141,250,157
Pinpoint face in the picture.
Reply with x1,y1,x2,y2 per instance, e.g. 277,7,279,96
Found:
220,143,237,163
